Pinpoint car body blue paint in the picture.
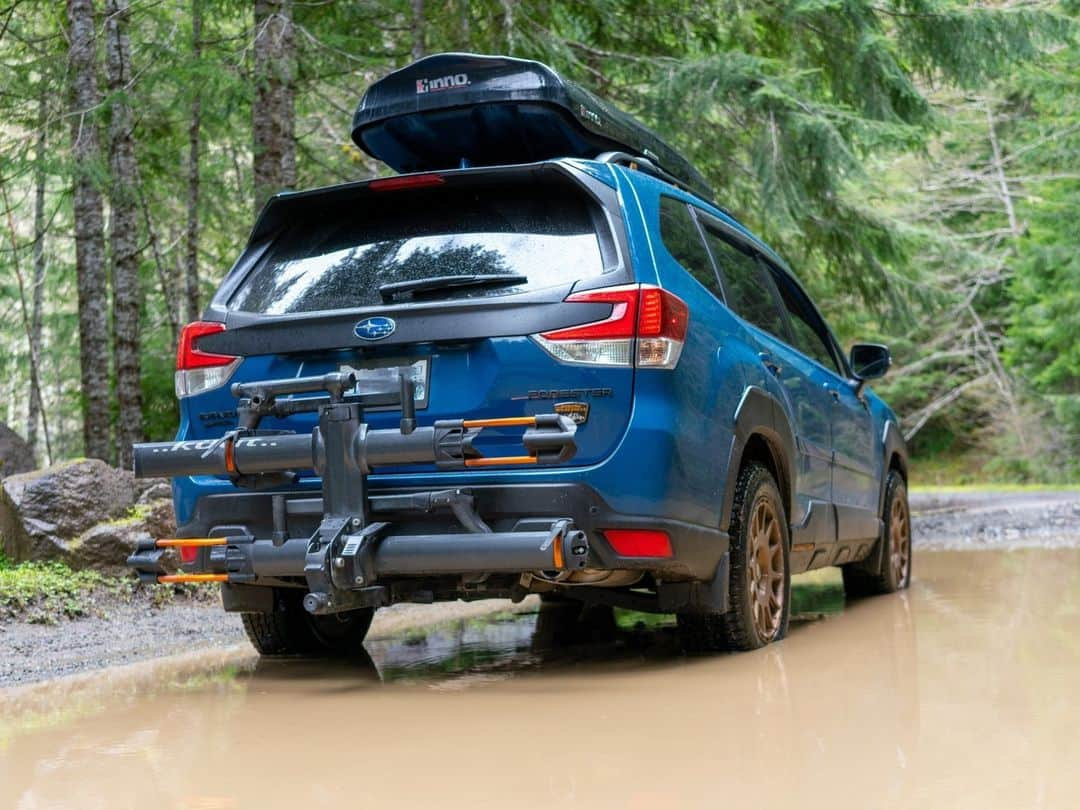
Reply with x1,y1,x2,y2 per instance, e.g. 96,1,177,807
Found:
173,157,902,558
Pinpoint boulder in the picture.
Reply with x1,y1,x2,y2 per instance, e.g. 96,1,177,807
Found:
68,499,177,572
0,422,35,479
0,459,138,564
70,519,153,571
136,479,173,504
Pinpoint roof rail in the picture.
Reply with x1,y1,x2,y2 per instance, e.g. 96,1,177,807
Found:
595,151,693,193
596,151,735,219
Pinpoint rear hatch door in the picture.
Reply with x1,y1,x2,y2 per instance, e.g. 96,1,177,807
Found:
191,163,635,470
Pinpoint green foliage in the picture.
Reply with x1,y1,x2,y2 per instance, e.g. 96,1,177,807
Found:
1007,235,1080,391
0,560,117,624
141,339,180,442
613,609,675,631
0,0,1076,483
790,581,846,617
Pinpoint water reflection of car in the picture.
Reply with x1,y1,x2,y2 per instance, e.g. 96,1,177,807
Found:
162,53,911,656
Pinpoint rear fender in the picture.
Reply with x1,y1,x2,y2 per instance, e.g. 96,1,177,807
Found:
720,386,797,535
879,420,908,514
856,419,908,574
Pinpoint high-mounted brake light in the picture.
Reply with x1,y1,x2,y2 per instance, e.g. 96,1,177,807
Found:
368,173,445,192
175,321,241,399
533,284,688,369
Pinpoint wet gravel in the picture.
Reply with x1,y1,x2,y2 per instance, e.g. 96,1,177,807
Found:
0,593,537,688
2,489,1076,687
910,489,1080,550
0,598,245,687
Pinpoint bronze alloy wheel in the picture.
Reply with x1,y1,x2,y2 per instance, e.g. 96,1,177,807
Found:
676,462,790,653
747,494,785,643
840,470,911,597
889,489,911,586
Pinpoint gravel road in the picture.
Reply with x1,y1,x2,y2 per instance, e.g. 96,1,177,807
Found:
2,488,1077,687
0,594,538,687
910,489,1080,550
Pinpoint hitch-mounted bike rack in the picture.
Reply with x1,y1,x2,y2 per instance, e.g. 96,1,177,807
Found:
127,370,588,614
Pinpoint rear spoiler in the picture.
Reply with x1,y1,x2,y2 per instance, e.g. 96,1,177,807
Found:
247,161,591,247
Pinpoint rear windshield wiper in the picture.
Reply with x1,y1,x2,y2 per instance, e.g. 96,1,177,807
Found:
378,274,528,302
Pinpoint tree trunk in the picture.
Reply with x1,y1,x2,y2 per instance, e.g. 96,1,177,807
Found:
66,0,111,461
500,0,515,52
185,0,202,324
139,184,179,348
459,0,469,49
105,0,143,469
0,180,52,470
411,0,425,61
28,88,53,465
253,0,296,214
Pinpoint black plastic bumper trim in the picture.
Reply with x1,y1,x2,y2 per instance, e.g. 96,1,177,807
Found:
179,482,728,581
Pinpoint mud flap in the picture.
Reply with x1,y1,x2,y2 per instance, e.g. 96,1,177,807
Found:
658,552,730,614
221,582,275,613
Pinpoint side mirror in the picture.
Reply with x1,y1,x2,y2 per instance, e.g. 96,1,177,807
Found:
849,343,891,395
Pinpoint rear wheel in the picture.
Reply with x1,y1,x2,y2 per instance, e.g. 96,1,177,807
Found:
241,588,375,656
842,470,911,597
678,462,790,653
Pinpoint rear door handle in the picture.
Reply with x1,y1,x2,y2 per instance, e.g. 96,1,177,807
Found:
758,352,782,375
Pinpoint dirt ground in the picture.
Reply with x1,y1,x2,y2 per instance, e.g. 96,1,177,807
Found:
1,488,1077,687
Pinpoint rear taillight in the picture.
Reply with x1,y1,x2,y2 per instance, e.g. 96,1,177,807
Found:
533,284,688,369
635,286,689,368
175,321,241,398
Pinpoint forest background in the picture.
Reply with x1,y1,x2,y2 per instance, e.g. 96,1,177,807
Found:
0,0,1077,484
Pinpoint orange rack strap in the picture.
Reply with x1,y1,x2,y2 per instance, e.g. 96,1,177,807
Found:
156,538,227,547
462,416,537,429
157,574,229,584
464,455,538,468
223,435,237,475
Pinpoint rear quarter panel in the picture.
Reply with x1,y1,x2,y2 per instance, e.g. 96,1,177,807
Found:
614,169,749,528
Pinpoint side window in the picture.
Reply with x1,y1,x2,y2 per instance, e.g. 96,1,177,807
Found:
658,197,724,300
703,228,787,338
766,263,842,374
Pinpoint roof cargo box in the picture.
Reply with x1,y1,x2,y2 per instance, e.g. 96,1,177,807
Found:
351,52,712,199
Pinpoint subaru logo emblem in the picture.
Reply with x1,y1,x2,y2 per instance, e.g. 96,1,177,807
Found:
354,316,396,341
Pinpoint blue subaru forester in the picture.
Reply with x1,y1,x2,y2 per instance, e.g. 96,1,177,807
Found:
138,53,910,655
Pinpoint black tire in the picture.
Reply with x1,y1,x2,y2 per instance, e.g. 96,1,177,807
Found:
842,470,911,597
241,588,375,656
678,462,791,653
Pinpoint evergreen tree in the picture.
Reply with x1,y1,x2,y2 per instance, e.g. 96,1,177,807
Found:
0,0,1074,482
106,0,144,467
66,0,112,461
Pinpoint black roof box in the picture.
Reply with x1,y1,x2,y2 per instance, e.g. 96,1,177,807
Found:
351,52,712,199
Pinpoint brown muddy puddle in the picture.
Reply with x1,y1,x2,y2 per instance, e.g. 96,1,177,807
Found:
3,549,1080,808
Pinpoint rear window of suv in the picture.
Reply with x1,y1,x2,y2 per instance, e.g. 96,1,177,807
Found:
229,184,608,314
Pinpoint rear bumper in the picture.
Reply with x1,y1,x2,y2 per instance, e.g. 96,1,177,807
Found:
176,482,728,582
